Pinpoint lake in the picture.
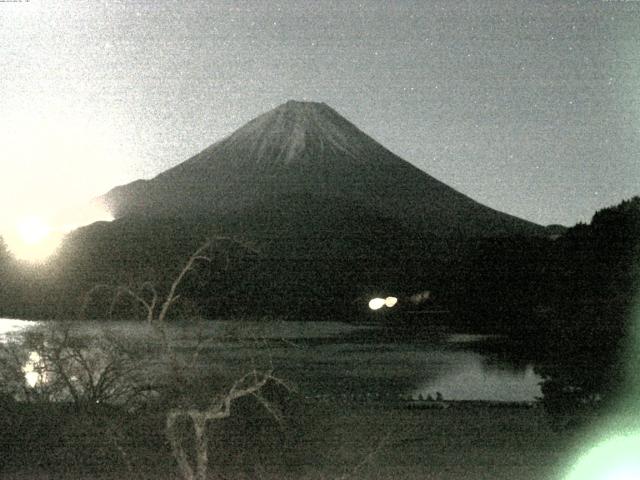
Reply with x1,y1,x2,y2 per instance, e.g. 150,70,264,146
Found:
0,318,542,402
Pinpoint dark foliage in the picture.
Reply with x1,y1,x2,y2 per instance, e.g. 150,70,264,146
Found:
533,197,639,426
447,235,556,334
435,197,639,428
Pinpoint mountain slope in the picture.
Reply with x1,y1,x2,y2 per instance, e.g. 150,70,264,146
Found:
44,101,549,319
100,100,543,238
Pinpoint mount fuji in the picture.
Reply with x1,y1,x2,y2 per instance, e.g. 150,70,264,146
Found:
52,101,548,319
99,100,542,238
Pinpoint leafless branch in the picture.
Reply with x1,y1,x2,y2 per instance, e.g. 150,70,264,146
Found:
156,240,213,325
78,237,280,480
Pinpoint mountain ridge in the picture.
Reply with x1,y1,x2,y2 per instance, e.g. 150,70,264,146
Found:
99,100,543,238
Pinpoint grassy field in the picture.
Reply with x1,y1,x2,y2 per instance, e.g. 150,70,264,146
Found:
291,401,571,480
1,398,579,480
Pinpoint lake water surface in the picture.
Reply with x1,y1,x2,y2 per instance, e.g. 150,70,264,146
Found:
0,318,541,402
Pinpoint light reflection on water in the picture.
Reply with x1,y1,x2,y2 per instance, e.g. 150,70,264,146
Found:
0,318,541,401
0,318,40,341
22,351,47,387
413,352,541,402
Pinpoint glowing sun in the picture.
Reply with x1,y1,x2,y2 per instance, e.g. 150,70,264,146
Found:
8,216,62,262
17,216,51,245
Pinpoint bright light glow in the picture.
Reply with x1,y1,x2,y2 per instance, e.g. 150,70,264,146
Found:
56,201,115,233
385,296,398,308
0,319,38,340
3,202,114,262
22,351,47,388
24,372,40,389
0,112,128,257
565,434,640,480
17,216,50,245
1,114,130,209
6,216,63,262
369,298,386,310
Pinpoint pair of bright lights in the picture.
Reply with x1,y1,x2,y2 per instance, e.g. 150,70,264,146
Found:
368,296,398,310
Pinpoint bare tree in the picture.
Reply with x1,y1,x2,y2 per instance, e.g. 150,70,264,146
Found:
166,368,288,480
85,237,288,480
0,322,155,407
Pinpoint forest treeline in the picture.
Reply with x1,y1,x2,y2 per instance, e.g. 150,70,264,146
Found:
451,197,639,421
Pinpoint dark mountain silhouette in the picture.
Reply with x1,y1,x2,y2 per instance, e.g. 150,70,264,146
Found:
100,100,543,238
40,100,549,320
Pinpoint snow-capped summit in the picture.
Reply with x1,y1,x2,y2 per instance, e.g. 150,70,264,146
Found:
100,101,542,237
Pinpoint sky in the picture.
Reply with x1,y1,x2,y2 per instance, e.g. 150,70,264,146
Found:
1,0,639,255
